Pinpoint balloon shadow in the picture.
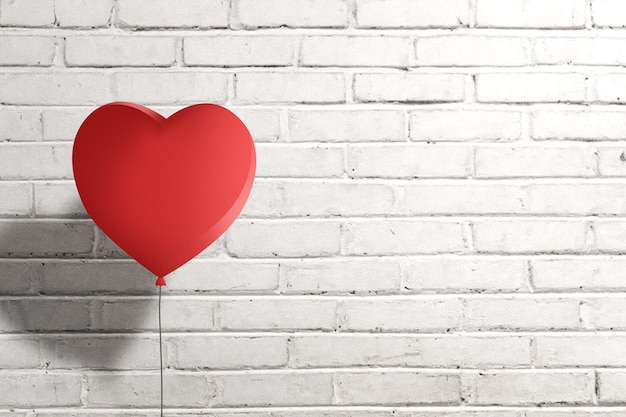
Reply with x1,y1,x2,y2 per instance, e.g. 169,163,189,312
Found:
0,197,160,371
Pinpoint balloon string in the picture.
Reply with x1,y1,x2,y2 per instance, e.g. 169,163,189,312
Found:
159,285,163,417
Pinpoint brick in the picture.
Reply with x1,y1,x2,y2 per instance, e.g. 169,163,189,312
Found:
42,107,92,141
0,35,55,66
336,371,460,405
473,220,588,253
0,0,55,26
0,144,72,180
289,110,403,142
405,258,528,292
35,182,86,217
0,300,90,331
227,220,341,258
532,110,626,140
598,147,626,176
343,220,465,255
0,107,41,141
228,108,282,142
410,110,522,141
476,73,586,103
527,184,626,215
216,372,333,406
342,298,461,331
468,371,594,405
113,71,228,105
0,337,40,368
167,260,279,293
0,261,37,295
0,372,82,406
40,261,154,294
477,0,585,28
348,144,472,178
463,297,580,330
95,298,215,331
536,335,626,367
256,144,344,177
415,36,528,66
218,298,337,330
236,73,345,104
44,335,159,369
532,257,626,291
589,74,626,104
592,0,626,27
117,0,228,28
280,258,401,294
66,36,176,67
0,72,113,105
87,373,211,407
0,183,31,216
534,37,626,65
402,183,526,215
236,0,348,28
355,0,470,28
475,145,596,178
240,180,285,217
354,73,465,103
291,334,530,368
595,221,626,252
280,181,396,216
184,36,295,67
0,220,94,257
171,335,288,369
598,371,626,403
301,36,410,67
580,297,626,329
55,0,114,27
93,228,131,258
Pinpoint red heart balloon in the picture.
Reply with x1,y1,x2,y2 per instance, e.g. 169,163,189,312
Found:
72,102,256,283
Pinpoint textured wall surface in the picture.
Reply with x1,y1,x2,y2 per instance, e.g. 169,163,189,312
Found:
2,0,626,415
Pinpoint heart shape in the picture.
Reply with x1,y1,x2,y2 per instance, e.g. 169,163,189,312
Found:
73,102,256,279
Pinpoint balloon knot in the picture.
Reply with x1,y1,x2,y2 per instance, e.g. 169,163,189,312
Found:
155,276,167,287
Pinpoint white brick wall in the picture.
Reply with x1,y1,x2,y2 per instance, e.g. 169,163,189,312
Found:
3,0,626,416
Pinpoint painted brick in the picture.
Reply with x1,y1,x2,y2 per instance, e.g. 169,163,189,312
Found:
301,36,410,67
463,297,580,330
65,36,176,67
55,0,114,27
0,299,91,331
41,107,92,141
592,0,626,27
410,110,522,142
184,36,295,67
280,258,401,294
0,0,55,26
0,183,31,216
289,110,404,142
595,221,626,252
34,182,86,217
476,73,586,103
0,261,37,295
477,0,586,28
354,73,465,103
355,0,470,28
405,258,528,293
341,298,461,332
534,37,626,65
598,147,626,176
236,73,345,104
597,371,626,403
0,372,82,406
0,337,41,368
475,146,596,178
0,107,42,141
227,220,341,258
117,0,228,28
473,220,588,254
532,257,626,291
0,36,55,66
468,371,594,405
0,220,94,257
580,297,626,329
235,0,348,28
229,108,282,142
536,335,626,367
0,144,72,180
335,371,461,405
415,36,528,66
532,110,626,140
218,298,337,330
256,144,344,177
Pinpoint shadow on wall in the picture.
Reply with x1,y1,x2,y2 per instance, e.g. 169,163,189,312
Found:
0,196,160,370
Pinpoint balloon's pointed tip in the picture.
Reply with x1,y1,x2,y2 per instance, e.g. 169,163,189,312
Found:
155,276,166,287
